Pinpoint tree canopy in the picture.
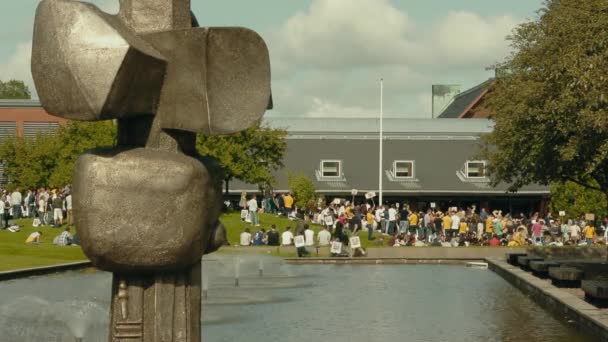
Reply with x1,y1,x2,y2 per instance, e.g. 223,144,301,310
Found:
0,80,31,99
287,172,317,210
549,181,607,220
0,121,116,190
196,120,287,192
484,0,608,202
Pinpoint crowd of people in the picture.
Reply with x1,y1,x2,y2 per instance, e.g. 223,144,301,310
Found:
238,192,608,249
0,186,76,246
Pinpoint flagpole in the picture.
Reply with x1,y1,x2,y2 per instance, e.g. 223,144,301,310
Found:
379,78,384,206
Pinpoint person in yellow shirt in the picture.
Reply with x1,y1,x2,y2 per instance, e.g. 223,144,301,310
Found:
485,216,494,239
459,220,468,235
408,211,419,236
366,211,375,240
584,224,596,244
25,231,42,244
284,193,294,212
442,213,452,237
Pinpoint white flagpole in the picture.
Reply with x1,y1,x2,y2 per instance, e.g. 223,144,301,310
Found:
379,78,384,206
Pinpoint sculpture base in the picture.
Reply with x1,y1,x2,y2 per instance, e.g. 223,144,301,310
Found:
109,262,201,342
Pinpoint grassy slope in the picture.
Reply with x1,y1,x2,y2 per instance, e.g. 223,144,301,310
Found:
0,212,383,271
0,219,87,271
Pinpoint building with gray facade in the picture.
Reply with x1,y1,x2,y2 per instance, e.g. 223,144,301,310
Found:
230,117,549,214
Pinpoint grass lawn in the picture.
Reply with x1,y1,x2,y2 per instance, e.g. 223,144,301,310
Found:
0,211,384,271
0,218,87,271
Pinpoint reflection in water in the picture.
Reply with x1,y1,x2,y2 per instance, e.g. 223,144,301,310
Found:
0,257,596,342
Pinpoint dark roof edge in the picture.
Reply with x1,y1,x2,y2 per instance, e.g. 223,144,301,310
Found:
0,99,42,108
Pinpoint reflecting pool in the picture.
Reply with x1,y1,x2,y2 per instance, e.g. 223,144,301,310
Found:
0,256,595,342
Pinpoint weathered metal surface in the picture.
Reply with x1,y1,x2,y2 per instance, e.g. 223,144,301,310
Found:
73,147,223,271
31,0,272,340
32,0,167,121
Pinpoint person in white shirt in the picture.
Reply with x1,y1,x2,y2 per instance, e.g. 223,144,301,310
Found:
38,197,47,225
65,193,73,226
388,205,397,235
570,222,581,243
450,212,460,239
239,228,252,246
0,198,5,229
304,227,315,246
247,195,260,226
317,227,331,246
281,227,294,245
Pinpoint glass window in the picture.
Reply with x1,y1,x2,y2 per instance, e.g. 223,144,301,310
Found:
466,161,486,178
394,161,414,179
321,160,341,177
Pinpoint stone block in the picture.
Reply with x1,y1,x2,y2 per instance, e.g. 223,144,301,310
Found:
517,256,544,271
530,261,561,278
582,280,608,308
506,253,527,265
73,148,223,272
549,267,584,288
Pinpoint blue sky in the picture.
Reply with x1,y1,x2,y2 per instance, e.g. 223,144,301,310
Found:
0,0,544,117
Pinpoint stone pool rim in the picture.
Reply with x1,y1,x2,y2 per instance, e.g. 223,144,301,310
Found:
0,261,92,281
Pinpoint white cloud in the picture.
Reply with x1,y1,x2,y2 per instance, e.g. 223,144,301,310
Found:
269,1,521,117
274,0,421,69
433,11,517,66
0,42,35,97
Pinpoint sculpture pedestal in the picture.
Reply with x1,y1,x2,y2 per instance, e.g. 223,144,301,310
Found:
109,262,201,342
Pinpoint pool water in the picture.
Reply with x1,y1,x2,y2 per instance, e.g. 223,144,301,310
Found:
0,259,595,342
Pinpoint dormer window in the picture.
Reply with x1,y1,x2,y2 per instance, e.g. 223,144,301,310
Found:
466,161,486,178
393,160,414,179
321,160,341,178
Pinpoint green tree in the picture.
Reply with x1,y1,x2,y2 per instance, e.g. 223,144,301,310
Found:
0,80,31,99
287,172,317,211
483,0,608,206
550,181,608,220
0,121,116,189
196,120,287,193
48,121,116,187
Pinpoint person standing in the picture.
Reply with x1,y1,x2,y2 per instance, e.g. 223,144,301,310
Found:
28,190,36,219
0,196,4,229
247,195,260,226
387,205,397,235
38,193,47,226
65,192,73,226
408,210,419,236
284,193,294,216
584,223,596,245
10,188,22,220
399,205,409,234
52,192,64,226
366,209,375,240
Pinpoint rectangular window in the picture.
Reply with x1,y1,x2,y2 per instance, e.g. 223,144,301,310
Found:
466,161,486,178
393,160,414,179
321,160,341,178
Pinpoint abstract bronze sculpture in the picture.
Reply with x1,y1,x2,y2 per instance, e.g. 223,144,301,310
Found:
31,0,272,340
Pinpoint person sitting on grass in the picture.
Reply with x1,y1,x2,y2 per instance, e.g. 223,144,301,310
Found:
317,226,331,246
53,227,72,246
25,231,42,244
488,234,501,247
239,228,252,246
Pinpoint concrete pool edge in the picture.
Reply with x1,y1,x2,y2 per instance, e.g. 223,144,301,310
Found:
0,260,92,281
284,258,484,264
486,257,608,341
